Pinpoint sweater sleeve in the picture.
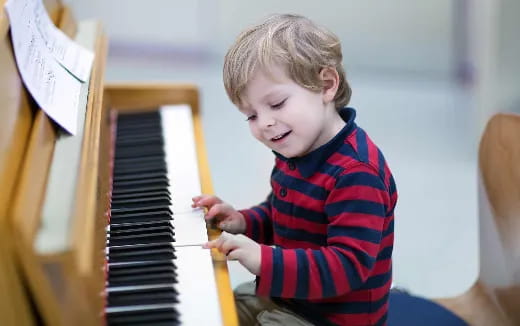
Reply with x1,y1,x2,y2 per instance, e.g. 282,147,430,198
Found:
256,163,390,299
238,192,274,245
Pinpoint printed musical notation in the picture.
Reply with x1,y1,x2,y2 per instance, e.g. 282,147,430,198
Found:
32,0,94,82
4,0,95,135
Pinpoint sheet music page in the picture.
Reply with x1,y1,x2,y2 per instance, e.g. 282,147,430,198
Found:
32,0,94,82
5,0,82,135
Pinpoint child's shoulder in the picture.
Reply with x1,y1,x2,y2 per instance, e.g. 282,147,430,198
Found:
336,125,389,179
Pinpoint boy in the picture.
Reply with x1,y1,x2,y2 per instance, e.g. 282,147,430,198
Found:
192,14,397,326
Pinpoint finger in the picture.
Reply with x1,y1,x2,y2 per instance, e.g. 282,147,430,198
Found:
206,231,233,250
191,195,203,207
220,237,238,255
191,195,212,208
205,203,231,221
203,238,222,249
226,248,241,261
198,196,223,208
214,215,233,228
218,221,231,231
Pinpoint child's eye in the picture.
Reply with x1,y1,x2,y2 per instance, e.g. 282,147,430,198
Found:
271,99,286,109
246,115,257,121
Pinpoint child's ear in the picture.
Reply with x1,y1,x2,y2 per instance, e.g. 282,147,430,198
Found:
320,67,340,104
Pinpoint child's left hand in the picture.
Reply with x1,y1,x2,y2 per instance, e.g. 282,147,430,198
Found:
204,232,261,276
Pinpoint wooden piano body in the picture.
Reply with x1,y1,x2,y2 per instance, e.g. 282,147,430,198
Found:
0,0,237,325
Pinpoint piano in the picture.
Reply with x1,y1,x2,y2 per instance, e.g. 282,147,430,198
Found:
0,1,238,325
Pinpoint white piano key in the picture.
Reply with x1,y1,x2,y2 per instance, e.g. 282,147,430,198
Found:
172,210,209,246
160,105,203,214
160,104,210,245
175,246,223,326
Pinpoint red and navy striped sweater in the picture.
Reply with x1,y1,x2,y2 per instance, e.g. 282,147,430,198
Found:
239,108,397,326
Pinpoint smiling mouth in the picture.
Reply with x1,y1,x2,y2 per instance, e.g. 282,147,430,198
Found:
271,131,292,142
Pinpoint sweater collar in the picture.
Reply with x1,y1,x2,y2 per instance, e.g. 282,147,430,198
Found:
274,107,357,178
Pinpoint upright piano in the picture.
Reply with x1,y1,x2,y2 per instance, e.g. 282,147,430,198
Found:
0,1,238,325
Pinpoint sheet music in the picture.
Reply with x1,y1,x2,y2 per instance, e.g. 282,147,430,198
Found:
33,0,94,82
5,0,82,135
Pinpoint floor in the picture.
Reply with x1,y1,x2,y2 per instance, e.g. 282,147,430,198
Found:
106,55,479,299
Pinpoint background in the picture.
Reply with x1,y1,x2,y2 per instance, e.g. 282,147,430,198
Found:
66,0,520,298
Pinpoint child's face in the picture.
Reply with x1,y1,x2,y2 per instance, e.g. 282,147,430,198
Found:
239,65,338,158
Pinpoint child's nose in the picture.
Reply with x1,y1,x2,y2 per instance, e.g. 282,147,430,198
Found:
259,114,276,128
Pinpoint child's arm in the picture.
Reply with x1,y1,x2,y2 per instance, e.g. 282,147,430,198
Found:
256,163,392,300
237,192,274,245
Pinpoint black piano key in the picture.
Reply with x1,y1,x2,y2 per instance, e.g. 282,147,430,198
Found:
114,162,165,171
108,270,177,286
117,113,160,120
108,249,174,263
111,196,171,210
112,185,171,196
106,306,179,326
108,231,174,246
113,172,168,182
111,191,170,201
116,135,162,142
108,224,173,236
108,243,176,262
108,260,176,275
114,166,167,178
117,111,160,119
115,141,163,150
113,177,169,188
108,262,177,285
115,148,164,160
110,212,172,224
108,286,179,306
117,122,162,132
114,155,165,164
115,135,164,145
109,220,172,232
111,205,172,215
117,120,162,129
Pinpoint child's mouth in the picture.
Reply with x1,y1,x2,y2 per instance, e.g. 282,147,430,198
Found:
271,131,291,142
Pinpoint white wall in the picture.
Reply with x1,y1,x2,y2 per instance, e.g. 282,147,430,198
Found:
214,0,454,76
66,0,455,77
497,0,520,113
470,0,520,133
65,0,217,47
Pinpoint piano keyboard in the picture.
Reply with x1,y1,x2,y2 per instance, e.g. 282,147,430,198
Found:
105,105,222,326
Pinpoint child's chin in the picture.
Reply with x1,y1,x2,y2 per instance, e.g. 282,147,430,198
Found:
277,149,301,158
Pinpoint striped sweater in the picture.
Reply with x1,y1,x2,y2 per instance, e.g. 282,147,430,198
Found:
239,108,397,326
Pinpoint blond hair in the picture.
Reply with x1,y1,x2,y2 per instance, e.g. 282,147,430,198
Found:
223,14,351,109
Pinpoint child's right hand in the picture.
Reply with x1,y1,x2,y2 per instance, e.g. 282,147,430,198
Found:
191,195,246,234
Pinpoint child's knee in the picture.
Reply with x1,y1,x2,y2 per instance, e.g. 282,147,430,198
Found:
257,309,315,326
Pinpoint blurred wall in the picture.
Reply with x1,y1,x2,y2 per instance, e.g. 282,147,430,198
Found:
497,0,520,113
469,0,520,135
66,0,455,77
